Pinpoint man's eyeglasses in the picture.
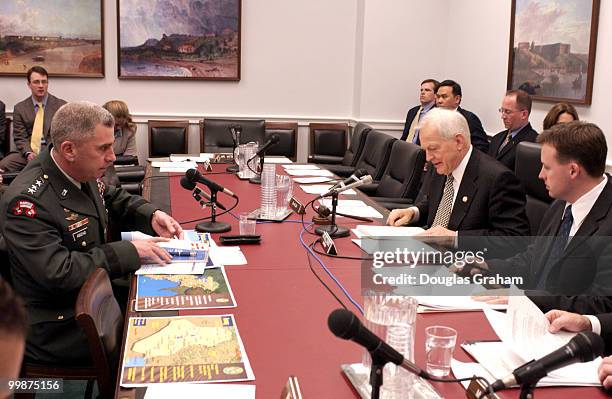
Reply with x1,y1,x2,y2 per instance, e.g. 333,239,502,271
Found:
498,108,522,115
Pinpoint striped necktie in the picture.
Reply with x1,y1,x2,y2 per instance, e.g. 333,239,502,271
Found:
431,175,454,228
30,102,44,154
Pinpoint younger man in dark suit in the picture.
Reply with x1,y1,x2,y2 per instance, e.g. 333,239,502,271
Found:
488,89,538,171
435,79,489,153
400,79,438,144
0,66,66,173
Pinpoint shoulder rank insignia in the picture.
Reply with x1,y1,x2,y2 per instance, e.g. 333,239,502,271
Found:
22,176,47,197
13,200,36,218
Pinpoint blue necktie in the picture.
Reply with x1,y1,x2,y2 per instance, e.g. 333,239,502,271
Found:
536,205,573,289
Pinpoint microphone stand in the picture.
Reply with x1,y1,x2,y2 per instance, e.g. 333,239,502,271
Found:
226,127,241,173
369,353,386,399
314,191,350,238
195,189,231,233
248,153,265,184
519,383,536,399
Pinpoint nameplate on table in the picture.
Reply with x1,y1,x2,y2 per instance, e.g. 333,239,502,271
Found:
321,232,337,255
289,197,306,214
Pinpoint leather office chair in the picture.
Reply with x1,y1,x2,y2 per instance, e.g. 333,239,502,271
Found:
307,122,348,164
360,140,425,210
515,142,553,235
264,122,298,161
324,122,372,177
18,268,123,399
148,120,189,157
3,117,11,157
114,156,145,195
343,129,395,182
200,118,265,153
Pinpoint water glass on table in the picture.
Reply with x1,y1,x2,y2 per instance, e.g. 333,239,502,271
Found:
238,212,256,235
275,175,293,217
424,325,457,377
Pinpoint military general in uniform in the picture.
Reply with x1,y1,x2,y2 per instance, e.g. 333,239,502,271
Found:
0,101,184,365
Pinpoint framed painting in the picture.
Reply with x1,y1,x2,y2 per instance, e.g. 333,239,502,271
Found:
507,0,600,104
0,0,104,77
117,0,241,80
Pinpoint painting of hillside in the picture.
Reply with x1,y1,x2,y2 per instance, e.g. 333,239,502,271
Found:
507,0,600,104
0,0,104,77
118,0,241,80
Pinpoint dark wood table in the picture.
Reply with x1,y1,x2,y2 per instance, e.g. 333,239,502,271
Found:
115,162,608,399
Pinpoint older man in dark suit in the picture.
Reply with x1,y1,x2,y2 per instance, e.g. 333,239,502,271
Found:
0,66,66,173
387,108,529,253
488,89,538,171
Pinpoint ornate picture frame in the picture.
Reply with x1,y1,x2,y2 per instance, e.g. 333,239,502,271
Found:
507,0,600,104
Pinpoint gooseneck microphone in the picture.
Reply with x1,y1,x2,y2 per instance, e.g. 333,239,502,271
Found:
251,134,280,159
317,174,373,199
180,176,227,210
327,309,429,379
185,168,237,198
329,168,368,191
491,331,604,392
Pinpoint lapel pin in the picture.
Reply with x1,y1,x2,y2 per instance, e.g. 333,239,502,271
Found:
61,189,68,197
462,196,468,203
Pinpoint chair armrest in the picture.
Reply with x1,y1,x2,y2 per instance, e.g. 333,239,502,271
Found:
322,164,355,177
114,155,139,166
357,183,379,196
308,155,344,164
371,197,415,210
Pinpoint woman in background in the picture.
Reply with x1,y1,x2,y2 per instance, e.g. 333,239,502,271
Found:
103,100,137,156
543,102,579,130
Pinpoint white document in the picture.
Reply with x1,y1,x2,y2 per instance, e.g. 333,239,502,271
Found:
480,296,602,386
450,359,496,390
170,154,211,163
209,246,248,266
300,184,356,195
135,262,208,275
144,383,255,399
151,161,197,169
283,164,320,170
353,225,424,238
413,296,507,312
292,176,334,184
285,169,334,177
159,166,193,173
319,199,383,218
264,156,293,164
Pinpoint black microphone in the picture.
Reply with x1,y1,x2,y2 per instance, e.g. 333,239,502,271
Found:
327,309,429,379
491,332,604,391
253,134,280,158
180,176,227,210
329,168,368,191
185,169,238,198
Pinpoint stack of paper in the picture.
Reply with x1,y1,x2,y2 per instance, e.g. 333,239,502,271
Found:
283,164,320,170
293,176,334,184
300,184,356,196
352,225,424,238
264,156,293,164
413,295,507,313
318,199,383,218
151,161,197,173
170,154,211,163
285,169,334,177
470,296,602,387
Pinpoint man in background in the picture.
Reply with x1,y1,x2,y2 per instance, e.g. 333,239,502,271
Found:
435,79,489,153
0,66,66,173
400,79,439,145
488,89,538,171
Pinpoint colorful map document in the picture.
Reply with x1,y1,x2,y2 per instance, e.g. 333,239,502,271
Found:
135,267,236,311
120,315,254,386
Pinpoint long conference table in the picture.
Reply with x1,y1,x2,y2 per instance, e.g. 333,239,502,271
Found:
114,160,608,399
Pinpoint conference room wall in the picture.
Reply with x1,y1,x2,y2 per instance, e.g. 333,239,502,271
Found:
443,0,612,153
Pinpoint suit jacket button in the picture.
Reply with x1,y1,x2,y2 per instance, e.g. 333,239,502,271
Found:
81,241,87,247
57,315,64,320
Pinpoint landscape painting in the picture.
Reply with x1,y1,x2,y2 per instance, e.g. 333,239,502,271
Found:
507,0,600,104
0,0,104,77
118,0,241,80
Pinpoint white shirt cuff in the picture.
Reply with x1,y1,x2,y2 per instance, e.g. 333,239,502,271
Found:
585,315,601,335
408,206,420,224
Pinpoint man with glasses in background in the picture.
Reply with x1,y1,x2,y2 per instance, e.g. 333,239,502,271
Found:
487,90,538,171
0,66,66,173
